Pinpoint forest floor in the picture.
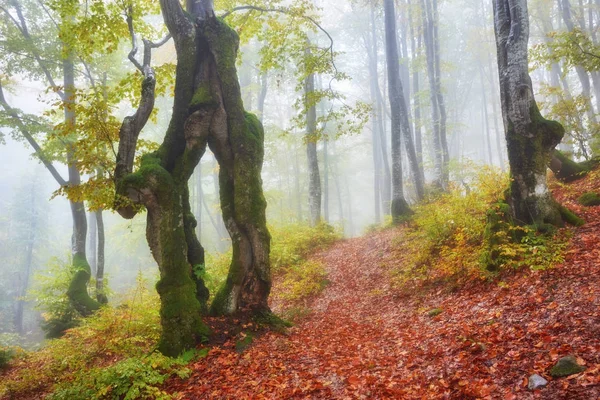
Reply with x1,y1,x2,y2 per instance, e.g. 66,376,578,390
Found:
167,175,600,399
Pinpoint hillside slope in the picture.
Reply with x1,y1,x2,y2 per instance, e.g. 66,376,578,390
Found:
168,177,600,399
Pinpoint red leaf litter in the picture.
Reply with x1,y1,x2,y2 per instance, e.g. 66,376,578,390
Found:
167,174,600,399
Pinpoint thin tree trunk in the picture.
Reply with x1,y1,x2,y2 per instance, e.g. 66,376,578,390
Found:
331,140,345,227
305,45,321,227
383,0,422,220
294,142,303,221
422,0,443,187
408,0,424,174
63,54,100,316
344,174,354,237
15,182,36,335
559,0,597,121
479,63,494,165
195,164,202,241
371,5,392,215
367,7,382,223
258,72,268,123
95,209,107,304
88,211,97,277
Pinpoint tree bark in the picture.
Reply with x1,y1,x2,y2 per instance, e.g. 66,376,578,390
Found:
408,0,424,175
558,0,597,122
493,0,575,226
383,0,419,221
258,72,268,123
305,45,322,227
15,182,36,335
88,211,97,277
114,0,271,356
63,55,100,316
95,209,108,304
370,5,392,215
422,0,449,188
366,9,381,223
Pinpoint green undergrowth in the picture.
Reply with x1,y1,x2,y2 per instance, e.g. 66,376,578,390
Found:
270,223,338,307
28,255,113,339
0,275,196,400
207,222,340,305
393,165,571,290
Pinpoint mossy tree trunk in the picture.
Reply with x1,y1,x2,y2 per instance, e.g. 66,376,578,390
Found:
64,57,101,316
114,0,271,356
0,42,100,321
493,0,569,226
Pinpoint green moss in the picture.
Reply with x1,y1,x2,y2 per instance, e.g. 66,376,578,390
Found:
42,316,79,339
505,105,565,225
208,283,230,316
552,150,589,182
200,17,272,315
549,355,586,378
253,310,292,334
0,347,13,369
558,204,585,226
189,84,217,111
481,201,513,272
67,253,101,317
391,198,413,224
235,332,254,353
427,308,443,317
578,192,600,206
156,276,209,357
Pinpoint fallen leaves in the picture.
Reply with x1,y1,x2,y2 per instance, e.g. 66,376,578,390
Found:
163,173,600,400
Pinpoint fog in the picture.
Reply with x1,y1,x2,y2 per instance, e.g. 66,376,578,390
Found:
0,0,593,344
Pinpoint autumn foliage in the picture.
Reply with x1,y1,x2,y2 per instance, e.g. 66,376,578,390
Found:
2,169,600,399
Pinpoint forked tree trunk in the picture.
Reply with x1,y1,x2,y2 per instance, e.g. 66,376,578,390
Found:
493,0,572,226
114,0,271,356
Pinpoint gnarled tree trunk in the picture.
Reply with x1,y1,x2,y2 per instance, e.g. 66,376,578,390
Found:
114,0,271,356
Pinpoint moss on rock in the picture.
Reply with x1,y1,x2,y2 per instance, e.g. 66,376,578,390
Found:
551,150,590,182
549,355,586,378
558,204,585,226
578,192,600,207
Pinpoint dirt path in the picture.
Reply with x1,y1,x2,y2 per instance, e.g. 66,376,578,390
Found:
170,183,600,399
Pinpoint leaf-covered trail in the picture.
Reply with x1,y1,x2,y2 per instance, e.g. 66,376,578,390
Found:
169,187,600,399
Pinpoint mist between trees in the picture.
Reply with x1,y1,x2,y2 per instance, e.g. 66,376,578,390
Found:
0,0,597,354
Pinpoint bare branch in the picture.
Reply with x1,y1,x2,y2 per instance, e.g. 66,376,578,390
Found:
126,8,144,73
149,33,172,48
37,0,59,30
221,5,338,88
